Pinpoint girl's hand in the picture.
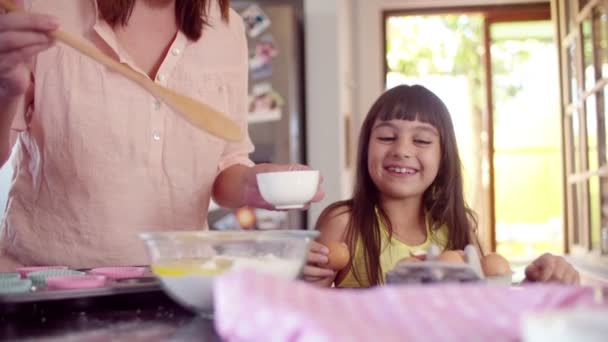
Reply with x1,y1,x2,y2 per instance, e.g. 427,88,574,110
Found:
0,4,58,98
244,163,325,210
302,241,336,285
524,253,580,285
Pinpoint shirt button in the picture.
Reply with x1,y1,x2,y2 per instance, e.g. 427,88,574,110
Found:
171,48,181,56
157,74,166,82
153,100,161,110
153,132,161,141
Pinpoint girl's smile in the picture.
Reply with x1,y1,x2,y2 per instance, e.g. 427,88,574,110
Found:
383,165,419,176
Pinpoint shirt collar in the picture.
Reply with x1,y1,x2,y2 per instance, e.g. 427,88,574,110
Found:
88,0,189,78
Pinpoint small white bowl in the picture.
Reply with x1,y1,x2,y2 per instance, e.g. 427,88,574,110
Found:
256,170,319,209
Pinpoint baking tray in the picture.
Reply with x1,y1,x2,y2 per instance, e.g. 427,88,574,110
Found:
0,268,166,315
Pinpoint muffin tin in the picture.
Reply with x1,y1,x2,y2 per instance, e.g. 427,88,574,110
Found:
89,266,146,279
0,273,20,281
0,266,161,306
16,266,69,278
28,269,85,286
0,278,32,294
46,275,107,290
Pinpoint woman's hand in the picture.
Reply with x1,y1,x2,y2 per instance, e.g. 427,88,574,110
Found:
301,241,336,286
0,3,57,98
243,163,325,210
524,253,580,285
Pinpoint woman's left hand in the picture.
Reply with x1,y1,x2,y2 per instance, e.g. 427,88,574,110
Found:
524,253,580,285
243,163,325,210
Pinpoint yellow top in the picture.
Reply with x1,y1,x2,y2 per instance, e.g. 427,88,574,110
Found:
336,214,449,288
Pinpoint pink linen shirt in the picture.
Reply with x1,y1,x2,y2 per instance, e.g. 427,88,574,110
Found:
0,0,254,268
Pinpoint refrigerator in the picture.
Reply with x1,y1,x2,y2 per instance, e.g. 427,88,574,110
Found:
208,0,308,231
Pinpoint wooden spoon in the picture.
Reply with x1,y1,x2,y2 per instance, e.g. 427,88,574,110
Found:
0,0,242,142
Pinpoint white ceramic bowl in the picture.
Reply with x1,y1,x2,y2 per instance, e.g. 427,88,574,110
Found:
139,230,318,317
256,170,319,209
522,308,608,342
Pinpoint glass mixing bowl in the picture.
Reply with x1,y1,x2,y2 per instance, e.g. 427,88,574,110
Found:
139,229,318,317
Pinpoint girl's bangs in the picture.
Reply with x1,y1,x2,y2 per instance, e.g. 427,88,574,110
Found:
375,92,444,131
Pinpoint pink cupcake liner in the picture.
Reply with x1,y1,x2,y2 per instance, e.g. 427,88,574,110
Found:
16,266,68,279
88,267,146,279
46,275,107,290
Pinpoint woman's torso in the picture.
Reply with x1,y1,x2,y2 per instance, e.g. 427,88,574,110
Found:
0,0,253,267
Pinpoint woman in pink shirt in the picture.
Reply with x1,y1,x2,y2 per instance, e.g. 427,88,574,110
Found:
0,0,323,269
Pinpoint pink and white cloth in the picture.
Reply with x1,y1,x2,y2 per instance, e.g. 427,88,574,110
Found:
214,271,606,342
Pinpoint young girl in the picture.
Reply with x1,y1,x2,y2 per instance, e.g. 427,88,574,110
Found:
303,84,579,287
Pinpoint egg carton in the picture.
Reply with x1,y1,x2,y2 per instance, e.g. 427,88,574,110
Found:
385,244,486,285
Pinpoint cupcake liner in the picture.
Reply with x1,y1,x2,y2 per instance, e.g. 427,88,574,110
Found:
0,278,32,294
27,269,84,286
16,266,68,279
0,273,21,281
46,275,107,290
89,267,146,279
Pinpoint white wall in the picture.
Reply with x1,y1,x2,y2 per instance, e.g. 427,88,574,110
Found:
304,0,355,228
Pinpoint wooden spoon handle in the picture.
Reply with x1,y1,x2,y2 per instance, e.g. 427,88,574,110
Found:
0,0,242,142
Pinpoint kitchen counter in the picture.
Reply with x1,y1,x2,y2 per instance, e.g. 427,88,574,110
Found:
0,291,220,341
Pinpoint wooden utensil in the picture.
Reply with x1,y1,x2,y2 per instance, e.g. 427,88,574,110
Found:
0,0,242,142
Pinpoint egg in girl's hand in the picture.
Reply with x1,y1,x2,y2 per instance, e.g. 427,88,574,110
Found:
435,250,466,263
323,241,350,270
481,252,511,276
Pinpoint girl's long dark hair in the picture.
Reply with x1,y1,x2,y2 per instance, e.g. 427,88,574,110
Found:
317,85,477,286
97,0,230,41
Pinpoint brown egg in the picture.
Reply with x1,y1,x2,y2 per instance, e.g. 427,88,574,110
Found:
435,250,466,263
235,207,256,229
481,253,511,276
324,241,350,270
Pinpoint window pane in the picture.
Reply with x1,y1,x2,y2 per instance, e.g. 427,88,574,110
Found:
491,21,562,259
573,109,583,173
576,181,588,248
587,94,598,170
569,183,581,245
582,19,596,91
566,115,576,174
590,176,600,250
568,42,579,104
595,4,608,79
601,177,608,254
600,88,608,166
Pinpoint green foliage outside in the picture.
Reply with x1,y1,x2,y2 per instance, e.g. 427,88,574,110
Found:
386,15,563,257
